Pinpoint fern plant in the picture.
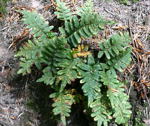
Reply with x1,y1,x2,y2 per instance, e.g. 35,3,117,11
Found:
16,0,132,125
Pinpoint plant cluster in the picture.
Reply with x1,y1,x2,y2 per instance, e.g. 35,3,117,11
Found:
16,0,132,125
0,0,9,15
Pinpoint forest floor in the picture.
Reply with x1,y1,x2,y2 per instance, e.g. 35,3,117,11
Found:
0,0,150,126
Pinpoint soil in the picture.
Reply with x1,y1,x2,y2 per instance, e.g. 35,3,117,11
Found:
0,0,150,126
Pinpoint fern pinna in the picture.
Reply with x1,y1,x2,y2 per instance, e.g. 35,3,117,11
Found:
16,0,132,125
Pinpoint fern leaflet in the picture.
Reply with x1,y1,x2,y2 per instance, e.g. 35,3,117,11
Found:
98,33,131,59
50,91,75,125
55,0,73,21
106,47,132,72
90,97,112,126
16,39,43,74
57,58,81,91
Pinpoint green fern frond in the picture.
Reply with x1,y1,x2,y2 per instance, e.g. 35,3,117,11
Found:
100,70,119,86
90,97,112,126
78,55,102,104
20,10,55,42
16,10,57,74
60,14,108,47
41,37,69,65
38,37,80,90
98,33,131,59
37,37,71,87
107,89,131,124
16,40,40,58
50,91,75,125
100,70,131,124
55,0,73,21
37,66,56,86
16,39,43,75
106,47,132,72
57,58,81,91
17,58,33,75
